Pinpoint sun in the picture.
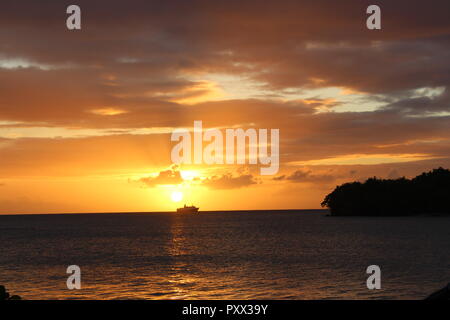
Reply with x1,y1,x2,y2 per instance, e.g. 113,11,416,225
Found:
171,191,183,202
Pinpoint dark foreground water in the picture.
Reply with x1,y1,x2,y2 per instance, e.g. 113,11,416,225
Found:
0,210,449,300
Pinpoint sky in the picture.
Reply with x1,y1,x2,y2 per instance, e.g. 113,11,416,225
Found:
1,0,450,213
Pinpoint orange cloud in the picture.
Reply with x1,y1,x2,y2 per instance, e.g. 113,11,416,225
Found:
201,173,259,189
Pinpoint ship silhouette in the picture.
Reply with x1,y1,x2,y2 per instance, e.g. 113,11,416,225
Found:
176,204,199,213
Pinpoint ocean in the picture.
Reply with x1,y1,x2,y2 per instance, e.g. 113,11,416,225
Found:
0,210,449,300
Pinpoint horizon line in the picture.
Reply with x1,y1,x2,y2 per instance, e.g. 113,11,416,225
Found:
0,208,327,216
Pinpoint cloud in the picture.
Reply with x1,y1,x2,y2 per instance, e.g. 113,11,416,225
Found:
138,166,183,187
274,169,335,184
0,0,449,210
0,0,449,131
202,173,258,189
382,87,450,115
1,103,450,178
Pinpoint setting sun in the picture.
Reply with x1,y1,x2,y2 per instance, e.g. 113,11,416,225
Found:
171,191,183,202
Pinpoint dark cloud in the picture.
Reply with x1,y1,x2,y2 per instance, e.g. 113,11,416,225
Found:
382,87,450,114
274,169,335,184
0,0,449,136
0,0,449,108
202,173,258,189
138,165,183,187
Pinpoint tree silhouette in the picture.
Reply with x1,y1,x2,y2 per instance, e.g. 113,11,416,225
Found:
321,168,450,216
0,285,21,300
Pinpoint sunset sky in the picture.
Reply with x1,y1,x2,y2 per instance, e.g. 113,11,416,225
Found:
1,0,450,213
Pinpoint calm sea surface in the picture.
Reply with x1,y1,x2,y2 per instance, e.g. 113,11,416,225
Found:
0,210,449,300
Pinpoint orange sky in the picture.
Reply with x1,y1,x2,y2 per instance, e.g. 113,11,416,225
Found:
1,0,450,213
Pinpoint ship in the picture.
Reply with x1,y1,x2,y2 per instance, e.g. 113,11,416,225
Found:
176,204,199,213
